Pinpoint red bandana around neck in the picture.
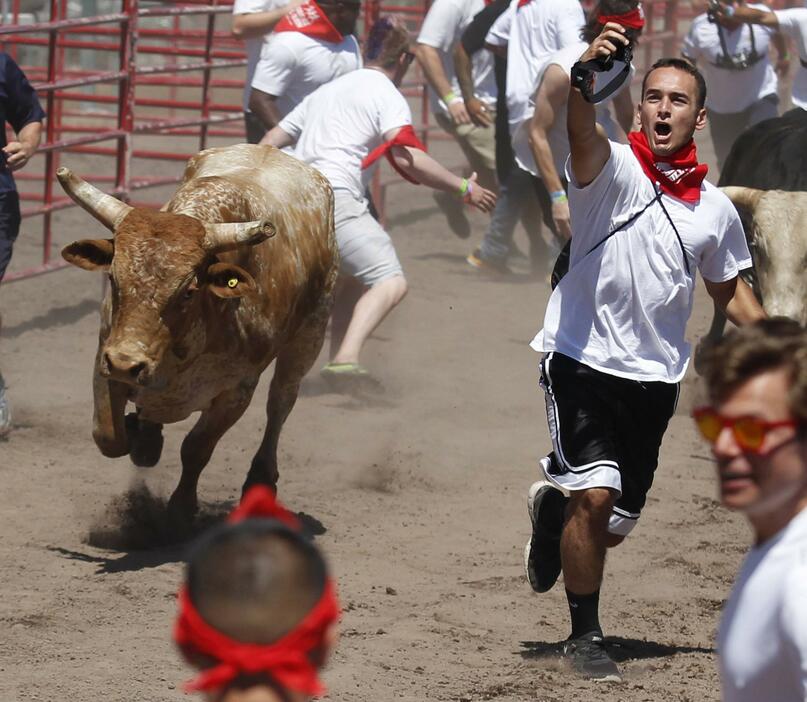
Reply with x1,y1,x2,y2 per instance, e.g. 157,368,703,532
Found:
174,486,340,696
361,125,428,184
274,1,343,43
597,6,645,29
628,131,708,203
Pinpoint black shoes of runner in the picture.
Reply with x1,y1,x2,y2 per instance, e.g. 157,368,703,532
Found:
524,461,569,593
563,631,622,682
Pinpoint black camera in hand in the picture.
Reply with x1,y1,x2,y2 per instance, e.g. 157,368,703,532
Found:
571,38,634,103
706,0,722,23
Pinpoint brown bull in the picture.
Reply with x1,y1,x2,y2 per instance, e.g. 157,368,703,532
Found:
59,143,338,520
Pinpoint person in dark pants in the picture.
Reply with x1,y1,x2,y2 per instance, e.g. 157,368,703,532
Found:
0,51,45,436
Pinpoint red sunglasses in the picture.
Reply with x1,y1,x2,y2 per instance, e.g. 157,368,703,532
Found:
692,406,800,454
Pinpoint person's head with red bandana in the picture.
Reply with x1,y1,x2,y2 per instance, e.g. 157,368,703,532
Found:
175,487,340,702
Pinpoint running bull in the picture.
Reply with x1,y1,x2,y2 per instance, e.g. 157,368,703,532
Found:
696,108,807,369
58,143,338,520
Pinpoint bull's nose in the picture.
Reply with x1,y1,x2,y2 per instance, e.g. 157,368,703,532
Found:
103,350,151,384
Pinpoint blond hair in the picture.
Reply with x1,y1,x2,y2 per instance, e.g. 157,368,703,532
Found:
700,318,807,424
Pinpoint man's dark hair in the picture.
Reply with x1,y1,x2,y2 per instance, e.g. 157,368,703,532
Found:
186,519,327,644
700,317,807,425
641,57,707,110
581,0,642,44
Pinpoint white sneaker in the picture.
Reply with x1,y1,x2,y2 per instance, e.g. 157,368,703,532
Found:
0,381,11,438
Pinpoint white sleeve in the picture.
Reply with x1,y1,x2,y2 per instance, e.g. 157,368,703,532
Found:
698,201,752,282
773,8,807,44
553,0,586,48
378,86,413,135
780,564,807,699
233,0,279,14
417,0,463,52
486,3,513,46
251,36,296,95
278,93,309,139
681,21,702,62
565,143,640,220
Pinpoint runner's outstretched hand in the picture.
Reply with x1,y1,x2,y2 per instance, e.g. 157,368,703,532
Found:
464,172,497,213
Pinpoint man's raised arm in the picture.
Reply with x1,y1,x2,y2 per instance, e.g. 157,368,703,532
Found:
568,23,630,186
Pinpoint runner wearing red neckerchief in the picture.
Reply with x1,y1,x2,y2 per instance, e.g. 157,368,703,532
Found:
523,30,766,681
175,486,339,702
262,16,496,391
248,0,362,135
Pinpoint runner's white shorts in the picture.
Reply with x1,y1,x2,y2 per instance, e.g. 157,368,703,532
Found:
333,188,403,286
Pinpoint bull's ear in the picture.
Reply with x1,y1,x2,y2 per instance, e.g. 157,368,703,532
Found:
62,239,114,271
206,262,257,299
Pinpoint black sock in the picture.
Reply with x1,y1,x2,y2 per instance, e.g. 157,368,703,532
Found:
566,588,602,639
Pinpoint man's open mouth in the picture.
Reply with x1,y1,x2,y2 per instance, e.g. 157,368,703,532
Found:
655,122,672,137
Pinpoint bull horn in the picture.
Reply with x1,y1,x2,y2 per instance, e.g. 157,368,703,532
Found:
202,219,276,253
56,167,132,232
720,186,764,213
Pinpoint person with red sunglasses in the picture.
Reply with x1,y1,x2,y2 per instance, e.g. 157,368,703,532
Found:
697,317,807,702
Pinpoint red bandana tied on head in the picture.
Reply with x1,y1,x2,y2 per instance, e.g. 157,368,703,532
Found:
597,6,645,29
628,131,708,203
361,125,428,184
174,486,340,697
274,1,343,43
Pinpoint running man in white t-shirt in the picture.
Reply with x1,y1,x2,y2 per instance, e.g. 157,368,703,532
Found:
696,318,807,702
249,0,362,133
262,17,496,388
231,0,305,143
525,27,765,679
682,1,787,167
714,0,807,110
416,0,498,240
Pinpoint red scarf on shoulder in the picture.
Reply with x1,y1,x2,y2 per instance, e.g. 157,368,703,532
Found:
628,131,708,203
362,125,428,184
274,1,343,43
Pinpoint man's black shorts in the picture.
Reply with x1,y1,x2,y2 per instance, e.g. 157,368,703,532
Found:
539,351,678,535
0,191,21,282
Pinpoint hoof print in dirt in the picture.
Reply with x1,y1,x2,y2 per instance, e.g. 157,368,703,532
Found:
125,412,164,467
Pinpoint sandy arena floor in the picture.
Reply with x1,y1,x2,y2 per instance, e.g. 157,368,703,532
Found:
0,127,754,702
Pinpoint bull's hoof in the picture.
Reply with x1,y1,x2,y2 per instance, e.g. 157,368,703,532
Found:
166,491,198,538
126,413,164,467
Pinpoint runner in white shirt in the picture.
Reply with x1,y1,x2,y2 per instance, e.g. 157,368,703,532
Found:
263,16,496,389
696,319,807,702
518,0,641,240
502,0,584,138
249,0,361,133
523,28,765,680
231,0,304,143
714,1,807,110
682,2,785,166
416,0,498,240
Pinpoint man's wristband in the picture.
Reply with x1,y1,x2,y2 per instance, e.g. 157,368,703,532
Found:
550,190,568,204
442,90,462,105
459,177,473,202
722,3,736,17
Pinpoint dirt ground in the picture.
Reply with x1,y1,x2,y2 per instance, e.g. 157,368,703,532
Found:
0,122,755,702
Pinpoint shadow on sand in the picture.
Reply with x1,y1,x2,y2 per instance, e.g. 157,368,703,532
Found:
520,636,714,663
48,483,326,574
3,298,99,339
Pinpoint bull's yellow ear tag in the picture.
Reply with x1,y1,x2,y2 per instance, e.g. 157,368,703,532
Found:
227,278,238,289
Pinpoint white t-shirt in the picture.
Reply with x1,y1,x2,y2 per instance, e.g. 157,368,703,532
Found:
485,0,515,48
417,0,497,115
511,41,631,177
279,68,412,200
530,141,752,383
504,0,585,129
775,8,807,109
233,0,286,111
251,31,361,118
718,508,807,702
682,10,778,113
